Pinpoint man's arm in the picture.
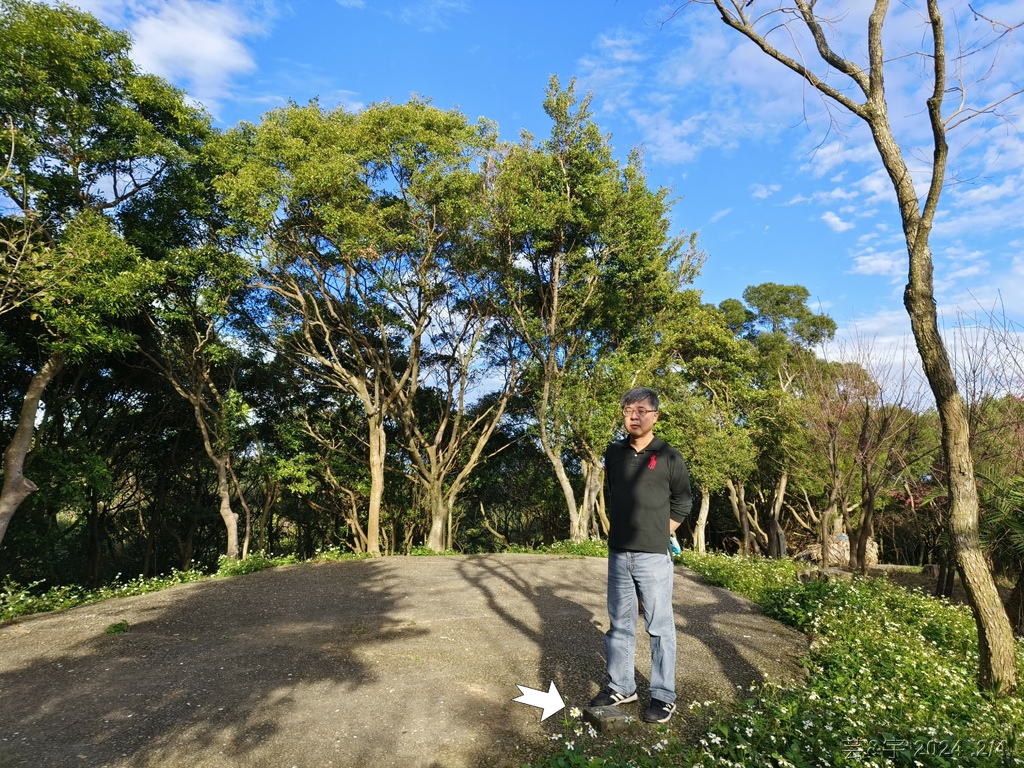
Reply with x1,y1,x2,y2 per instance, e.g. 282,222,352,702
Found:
668,450,693,525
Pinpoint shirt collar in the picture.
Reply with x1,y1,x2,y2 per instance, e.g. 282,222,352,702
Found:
620,435,666,453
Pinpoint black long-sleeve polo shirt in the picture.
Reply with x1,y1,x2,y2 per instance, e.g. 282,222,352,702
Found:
604,436,692,554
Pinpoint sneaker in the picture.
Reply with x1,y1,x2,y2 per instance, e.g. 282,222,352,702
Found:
589,688,638,707
642,699,676,723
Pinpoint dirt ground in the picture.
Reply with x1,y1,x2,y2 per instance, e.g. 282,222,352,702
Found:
0,554,808,768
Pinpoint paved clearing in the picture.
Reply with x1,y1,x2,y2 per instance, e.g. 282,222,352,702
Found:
0,554,807,767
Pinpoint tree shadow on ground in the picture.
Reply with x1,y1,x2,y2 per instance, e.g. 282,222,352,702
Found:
0,556,806,768
0,560,426,767
454,554,611,705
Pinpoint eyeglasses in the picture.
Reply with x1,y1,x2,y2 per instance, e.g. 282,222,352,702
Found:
622,407,657,418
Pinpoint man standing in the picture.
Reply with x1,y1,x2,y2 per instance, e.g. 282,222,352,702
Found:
590,387,692,723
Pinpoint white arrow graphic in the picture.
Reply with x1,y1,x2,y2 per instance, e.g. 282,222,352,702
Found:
513,681,565,721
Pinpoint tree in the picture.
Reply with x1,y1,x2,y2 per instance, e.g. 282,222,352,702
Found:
139,247,254,561
716,283,835,557
792,359,876,567
672,0,1022,691
220,99,509,554
487,77,691,541
0,0,210,549
0,212,157,546
663,301,759,553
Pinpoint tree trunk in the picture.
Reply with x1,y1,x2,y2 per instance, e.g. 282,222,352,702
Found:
213,455,239,560
365,414,385,556
851,473,877,572
595,482,610,538
820,502,837,569
86,496,105,589
867,2,1018,690
536,379,582,542
191,398,240,562
904,238,1017,691
767,472,788,559
425,482,447,552
579,454,604,539
726,478,751,556
692,492,710,554
547,446,583,541
0,353,64,546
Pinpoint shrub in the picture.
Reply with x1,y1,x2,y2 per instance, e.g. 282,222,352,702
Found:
216,551,296,577
544,539,609,558
0,568,206,624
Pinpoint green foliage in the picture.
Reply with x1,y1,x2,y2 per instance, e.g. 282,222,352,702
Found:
543,539,609,558
684,551,800,604
32,210,160,359
0,0,209,221
408,545,457,556
216,551,296,576
0,570,205,624
104,620,130,634
0,548,372,624
530,552,1024,768
740,283,836,347
312,546,374,563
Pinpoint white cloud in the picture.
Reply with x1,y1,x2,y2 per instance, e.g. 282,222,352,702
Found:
947,263,989,280
785,186,859,206
598,32,647,63
853,169,893,205
710,208,732,223
396,0,468,32
849,249,904,277
933,198,1024,239
54,1,270,117
953,175,1020,205
751,183,781,199
831,304,1024,405
822,211,855,233
938,256,1024,326
129,2,259,110
800,139,877,178
629,108,706,163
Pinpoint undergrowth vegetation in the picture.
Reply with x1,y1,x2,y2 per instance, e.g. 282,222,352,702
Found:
530,552,1024,768
0,547,350,624
0,539,607,624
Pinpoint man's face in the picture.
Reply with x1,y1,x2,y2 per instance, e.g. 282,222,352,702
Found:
622,398,659,439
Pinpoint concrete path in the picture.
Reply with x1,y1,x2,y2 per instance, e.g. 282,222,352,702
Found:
0,554,807,768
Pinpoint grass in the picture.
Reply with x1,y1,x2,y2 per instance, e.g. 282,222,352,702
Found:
527,552,1024,768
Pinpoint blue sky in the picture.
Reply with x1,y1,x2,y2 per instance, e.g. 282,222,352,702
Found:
68,0,1024,389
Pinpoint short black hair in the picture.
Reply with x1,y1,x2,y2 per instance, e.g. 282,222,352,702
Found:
621,387,659,411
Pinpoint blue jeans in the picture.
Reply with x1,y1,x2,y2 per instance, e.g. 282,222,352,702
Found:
605,548,677,703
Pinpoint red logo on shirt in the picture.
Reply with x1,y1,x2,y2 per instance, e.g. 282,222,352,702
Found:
648,455,657,469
